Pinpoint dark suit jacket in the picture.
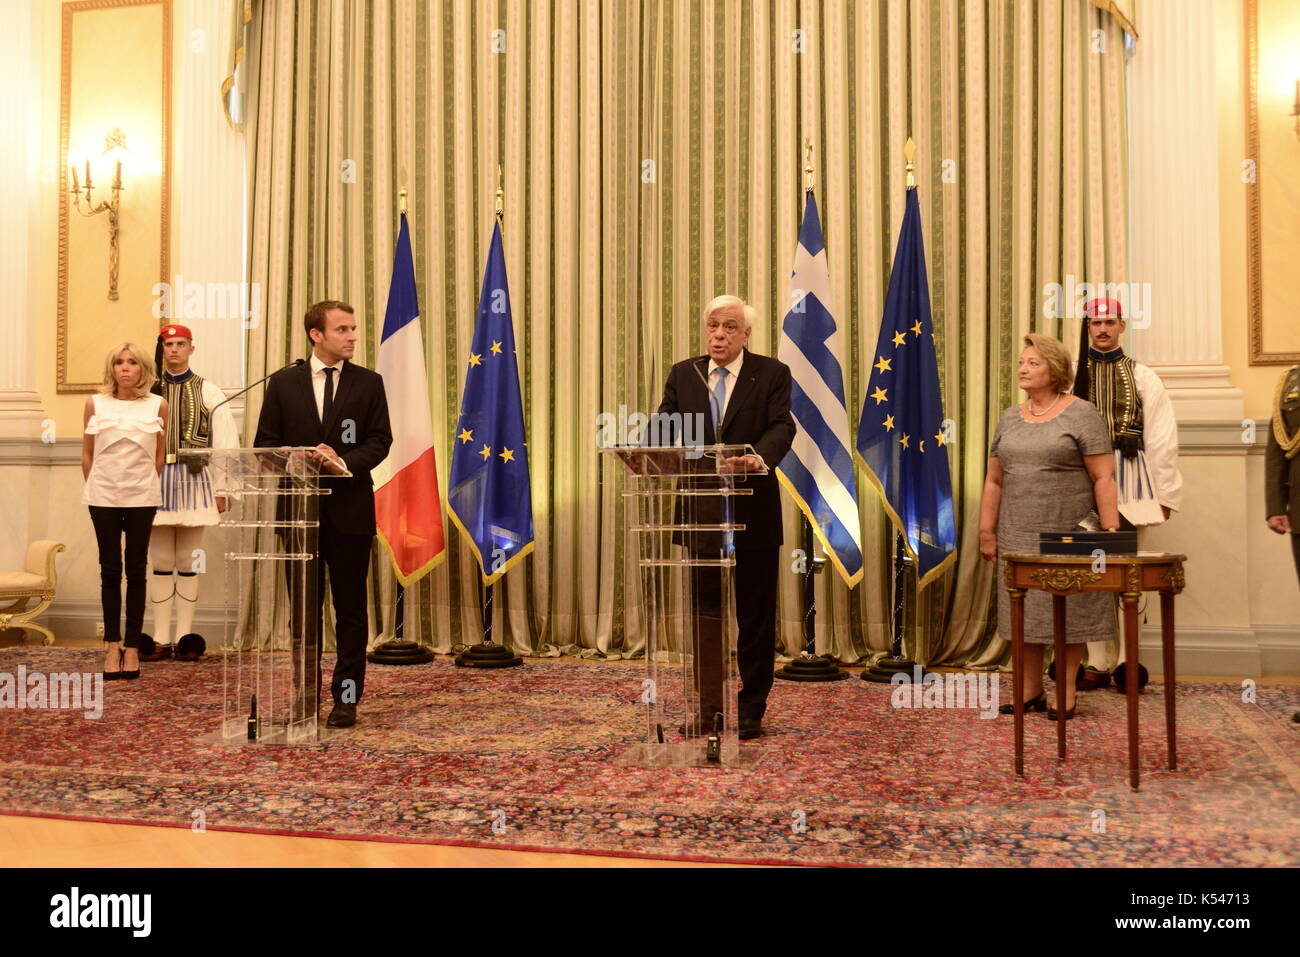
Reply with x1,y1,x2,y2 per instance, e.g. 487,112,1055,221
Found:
253,359,393,536
656,349,796,550
1266,365,1300,526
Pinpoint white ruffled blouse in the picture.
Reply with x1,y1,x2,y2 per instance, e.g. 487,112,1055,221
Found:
82,393,164,508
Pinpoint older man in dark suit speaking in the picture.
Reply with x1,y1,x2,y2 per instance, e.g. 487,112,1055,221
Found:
656,295,795,739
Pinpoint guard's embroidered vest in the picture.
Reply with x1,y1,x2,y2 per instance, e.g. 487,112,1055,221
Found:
1086,348,1144,458
162,371,212,461
1273,365,1300,461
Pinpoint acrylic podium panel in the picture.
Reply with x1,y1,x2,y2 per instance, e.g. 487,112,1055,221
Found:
189,447,347,745
601,444,765,769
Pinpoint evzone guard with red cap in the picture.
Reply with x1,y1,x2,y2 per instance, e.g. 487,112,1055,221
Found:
1073,297,1184,686
140,325,238,662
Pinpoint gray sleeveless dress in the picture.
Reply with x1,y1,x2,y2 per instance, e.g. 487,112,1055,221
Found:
990,399,1116,644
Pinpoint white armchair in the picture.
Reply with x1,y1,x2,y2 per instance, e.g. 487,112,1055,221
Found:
0,541,65,646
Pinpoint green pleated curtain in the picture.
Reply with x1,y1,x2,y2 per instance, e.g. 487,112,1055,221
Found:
239,0,1130,666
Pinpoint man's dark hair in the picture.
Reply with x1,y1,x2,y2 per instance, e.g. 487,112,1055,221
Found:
304,300,355,344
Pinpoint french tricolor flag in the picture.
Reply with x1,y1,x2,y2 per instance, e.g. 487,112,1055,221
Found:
374,212,445,584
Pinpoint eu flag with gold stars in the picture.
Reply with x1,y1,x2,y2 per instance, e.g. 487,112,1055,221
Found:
855,187,956,589
447,217,534,585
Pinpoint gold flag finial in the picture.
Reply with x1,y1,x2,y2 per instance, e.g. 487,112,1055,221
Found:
494,164,504,221
904,137,917,189
803,139,814,193
399,187,408,215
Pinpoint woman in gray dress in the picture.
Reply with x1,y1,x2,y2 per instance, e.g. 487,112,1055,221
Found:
979,333,1119,719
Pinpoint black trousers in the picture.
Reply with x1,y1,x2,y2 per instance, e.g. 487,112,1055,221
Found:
88,506,157,647
690,546,780,723
288,510,374,706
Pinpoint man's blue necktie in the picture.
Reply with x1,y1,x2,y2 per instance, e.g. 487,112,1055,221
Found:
712,366,734,556
712,366,728,436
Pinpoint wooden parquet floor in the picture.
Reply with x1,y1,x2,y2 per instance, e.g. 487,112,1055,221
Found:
0,814,750,868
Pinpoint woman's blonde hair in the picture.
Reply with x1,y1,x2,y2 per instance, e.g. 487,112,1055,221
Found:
98,341,156,397
1022,333,1074,392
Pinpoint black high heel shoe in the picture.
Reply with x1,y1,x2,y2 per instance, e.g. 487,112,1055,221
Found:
119,647,141,681
1046,702,1077,720
102,644,122,681
999,691,1047,714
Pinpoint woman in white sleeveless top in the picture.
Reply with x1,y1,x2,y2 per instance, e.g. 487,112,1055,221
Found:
82,343,168,680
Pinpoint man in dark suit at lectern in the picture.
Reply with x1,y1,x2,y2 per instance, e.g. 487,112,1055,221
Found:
254,300,392,728
656,295,796,739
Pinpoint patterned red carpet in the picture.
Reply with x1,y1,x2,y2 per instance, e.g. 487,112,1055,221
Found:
1,648,1296,866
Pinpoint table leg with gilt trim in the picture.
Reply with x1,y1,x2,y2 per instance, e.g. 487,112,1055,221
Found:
1052,594,1067,761
1011,586,1026,777
1123,591,1142,790
1161,590,1177,771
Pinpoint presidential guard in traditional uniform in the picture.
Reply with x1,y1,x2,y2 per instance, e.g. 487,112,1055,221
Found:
1266,364,1300,585
140,325,238,661
1072,297,1183,689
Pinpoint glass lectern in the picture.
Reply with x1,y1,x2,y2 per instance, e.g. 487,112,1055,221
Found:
602,444,766,769
190,447,349,745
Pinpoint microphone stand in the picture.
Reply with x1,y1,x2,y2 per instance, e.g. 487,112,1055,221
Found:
174,359,307,474
209,357,306,419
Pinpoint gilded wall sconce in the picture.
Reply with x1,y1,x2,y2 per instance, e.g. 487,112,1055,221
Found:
1291,80,1300,141
69,128,128,301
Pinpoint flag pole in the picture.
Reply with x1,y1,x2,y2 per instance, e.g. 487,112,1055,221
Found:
370,184,434,666
863,138,927,683
777,139,846,683
455,165,523,669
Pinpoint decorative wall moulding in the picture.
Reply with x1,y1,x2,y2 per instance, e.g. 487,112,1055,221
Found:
57,0,172,393
1245,0,1300,365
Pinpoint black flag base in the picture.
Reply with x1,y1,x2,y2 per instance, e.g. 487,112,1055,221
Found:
862,654,925,683
776,653,849,682
367,640,434,666
454,641,524,668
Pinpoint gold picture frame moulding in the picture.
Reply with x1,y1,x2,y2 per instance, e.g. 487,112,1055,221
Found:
1245,0,1300,365
57,0,172,393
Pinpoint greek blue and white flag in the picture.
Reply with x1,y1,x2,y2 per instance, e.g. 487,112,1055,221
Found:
776,192,864,587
